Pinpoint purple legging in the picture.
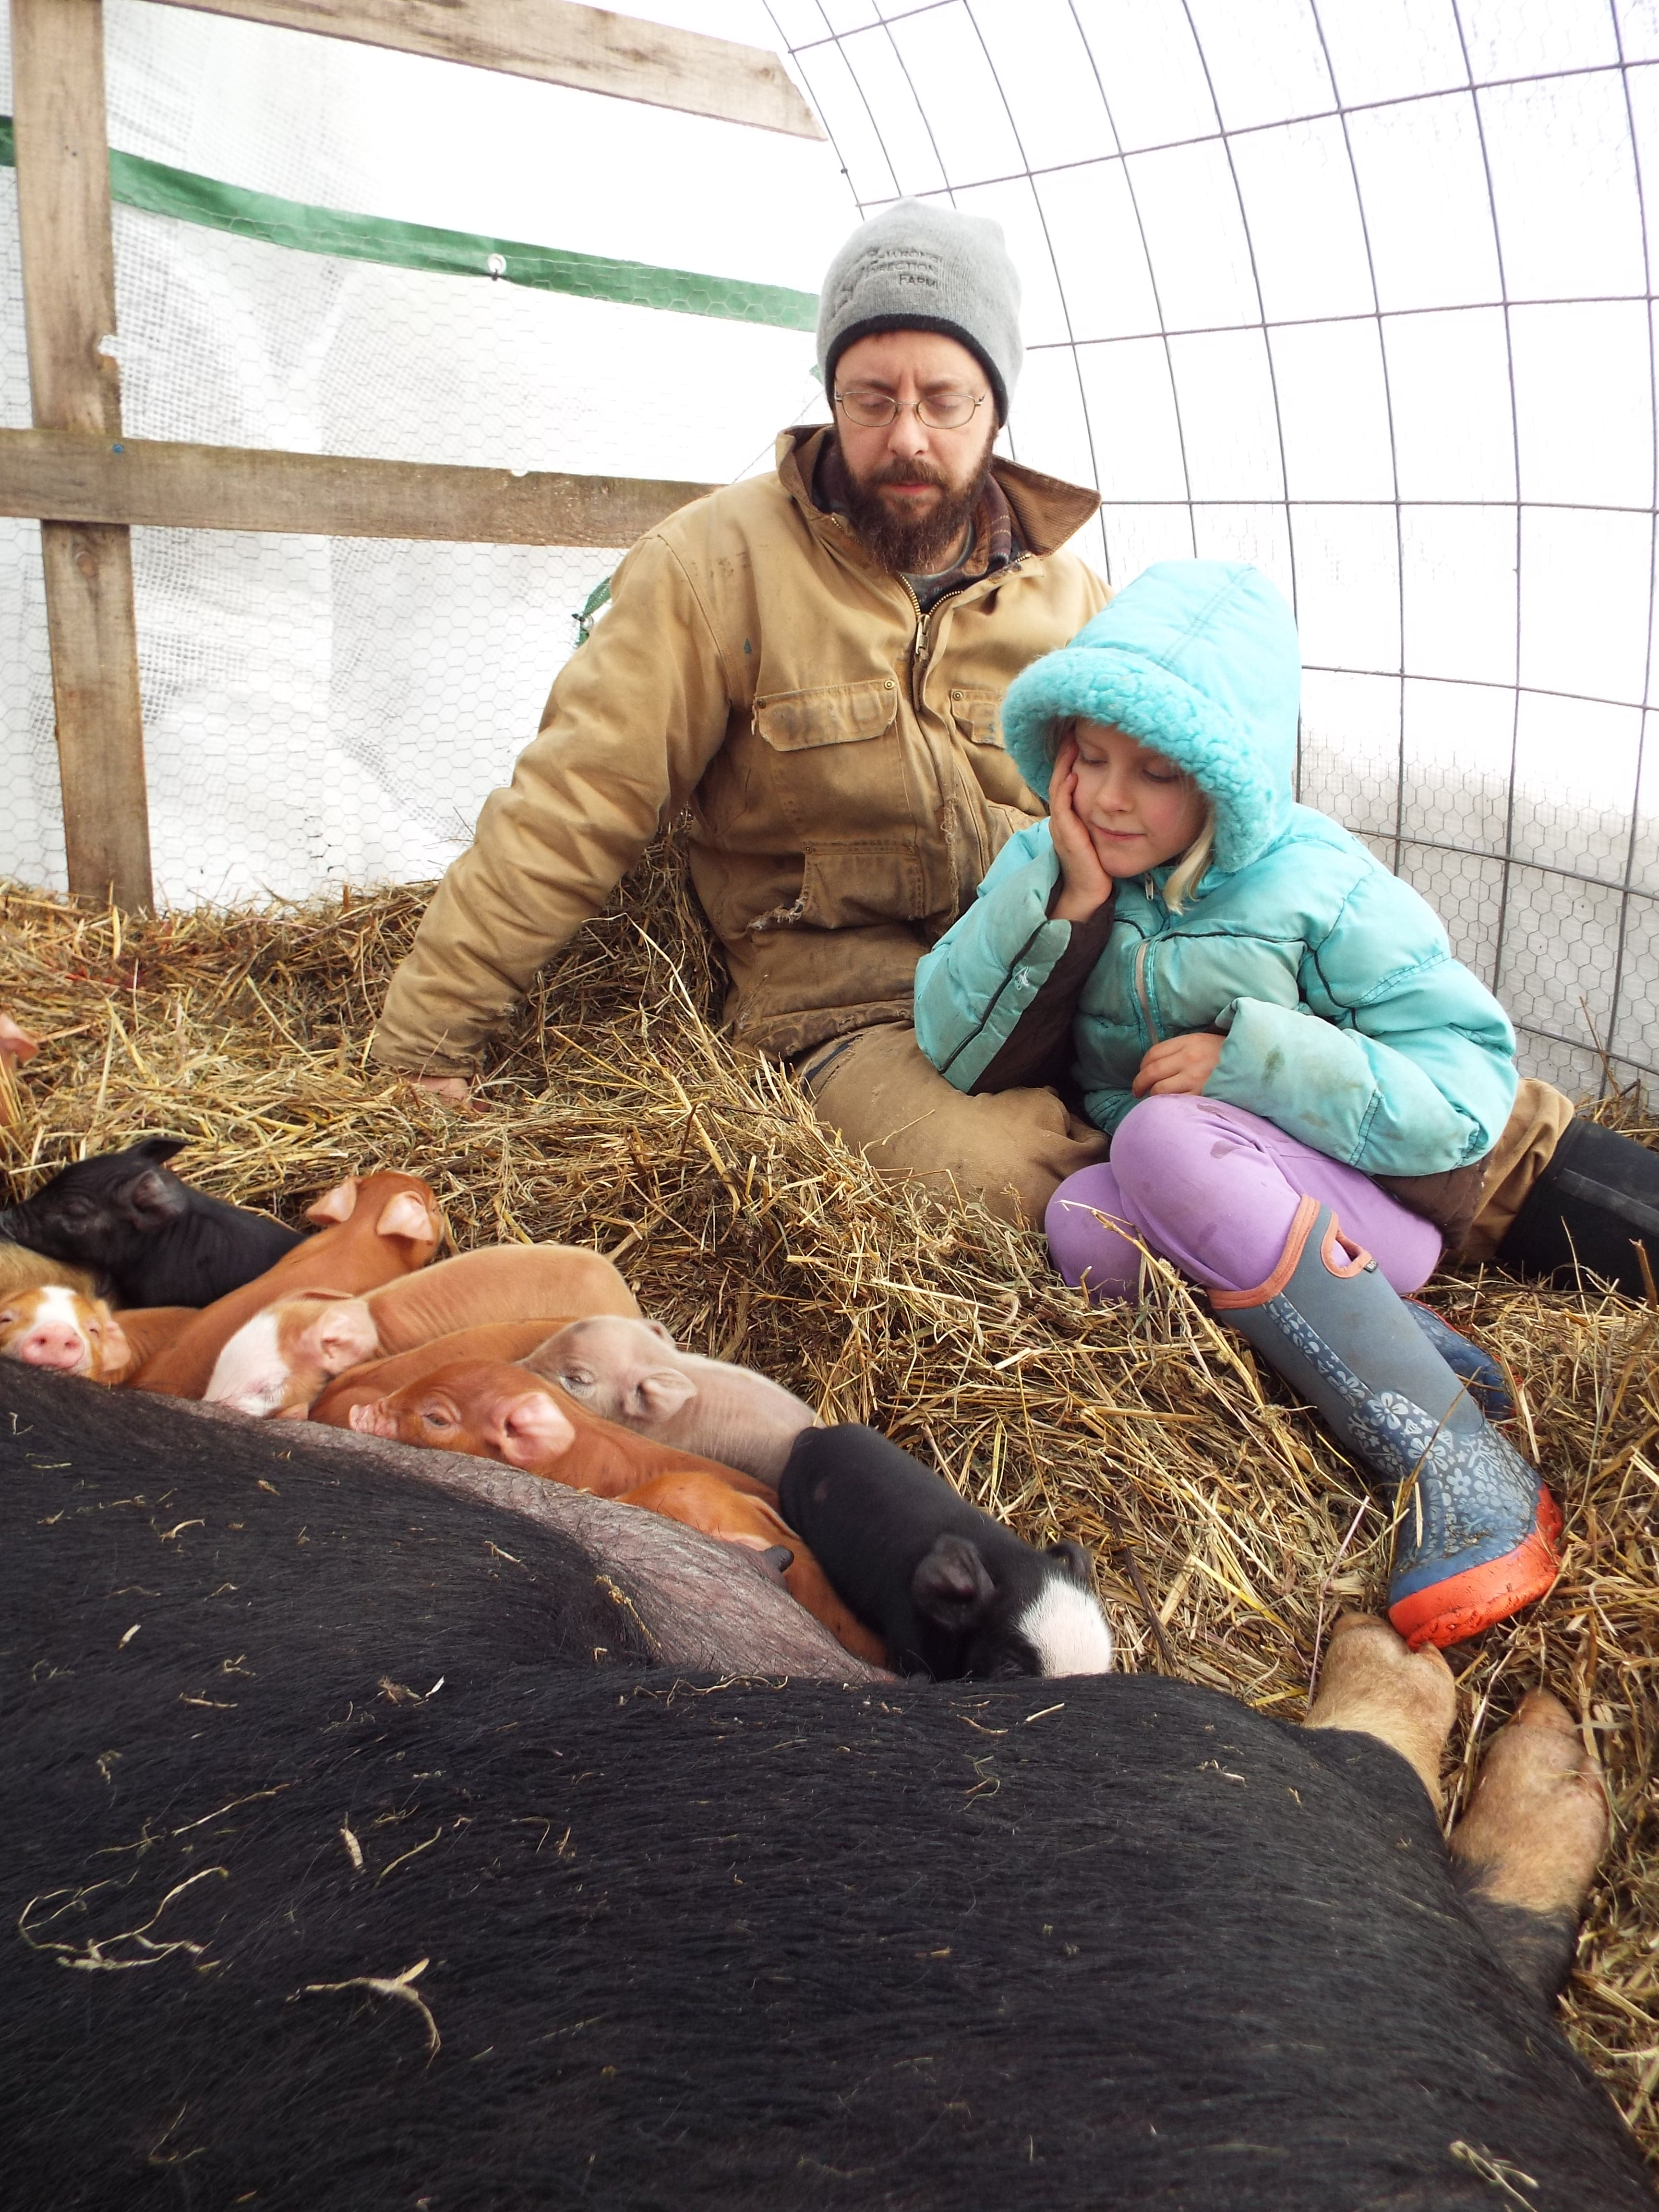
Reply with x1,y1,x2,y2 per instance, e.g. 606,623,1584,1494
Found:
1045,1095,1442,1301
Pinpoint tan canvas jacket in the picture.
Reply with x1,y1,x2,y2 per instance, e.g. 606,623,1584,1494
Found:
371,425,1107,1072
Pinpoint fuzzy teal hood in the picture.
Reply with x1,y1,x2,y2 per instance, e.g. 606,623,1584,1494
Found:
999,561,1300,875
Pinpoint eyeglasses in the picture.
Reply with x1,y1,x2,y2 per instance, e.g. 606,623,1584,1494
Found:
834,386,987,431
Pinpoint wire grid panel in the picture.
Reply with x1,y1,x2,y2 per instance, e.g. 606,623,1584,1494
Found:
0,159,825,904
770,0,1659,1098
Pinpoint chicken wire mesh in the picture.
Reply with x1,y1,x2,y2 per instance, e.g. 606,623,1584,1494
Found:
0,0,835,903
770,0,1659,1099
1,0,1657,1099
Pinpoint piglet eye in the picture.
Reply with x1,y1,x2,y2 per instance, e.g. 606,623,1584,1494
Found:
559,1370,594,1395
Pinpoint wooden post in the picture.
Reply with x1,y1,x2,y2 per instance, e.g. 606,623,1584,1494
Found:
12,0,154,910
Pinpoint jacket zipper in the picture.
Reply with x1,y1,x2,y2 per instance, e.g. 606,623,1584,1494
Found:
908,558,1031,888
1134,937,1161,1045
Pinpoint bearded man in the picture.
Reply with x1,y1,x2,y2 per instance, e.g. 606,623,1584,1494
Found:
371,201,1111,1222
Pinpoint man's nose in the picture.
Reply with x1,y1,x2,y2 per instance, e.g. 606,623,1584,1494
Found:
885,412,929,461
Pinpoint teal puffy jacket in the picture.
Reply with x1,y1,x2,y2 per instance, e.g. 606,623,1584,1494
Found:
914,562,1517,1175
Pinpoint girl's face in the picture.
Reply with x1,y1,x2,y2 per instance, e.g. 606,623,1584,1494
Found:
1065,720,1209,877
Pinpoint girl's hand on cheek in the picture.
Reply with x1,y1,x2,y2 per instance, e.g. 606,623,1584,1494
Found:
1049,736,1114,922
1131,1031,1226,1098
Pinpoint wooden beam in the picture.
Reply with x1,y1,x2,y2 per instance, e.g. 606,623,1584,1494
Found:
144,0,824,138
12,0,154,911
0,429,719,545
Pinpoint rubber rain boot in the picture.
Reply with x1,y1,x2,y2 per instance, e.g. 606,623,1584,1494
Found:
1214,1198,1561,1649
1404,1300,1515,1423
1493,1115,1659,1298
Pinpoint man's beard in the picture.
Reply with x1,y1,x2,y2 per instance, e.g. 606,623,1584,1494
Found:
842,452,992,577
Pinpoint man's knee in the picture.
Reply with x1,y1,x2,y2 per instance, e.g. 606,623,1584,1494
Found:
798,1025,1106,1226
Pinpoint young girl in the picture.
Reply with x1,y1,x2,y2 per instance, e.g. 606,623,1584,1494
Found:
914,560,1558,1652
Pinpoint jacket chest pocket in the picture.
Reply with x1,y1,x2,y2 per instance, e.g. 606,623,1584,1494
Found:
754,677,913,838
950,685,1042,813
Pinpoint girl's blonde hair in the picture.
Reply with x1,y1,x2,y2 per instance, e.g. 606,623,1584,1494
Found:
1162,808,1215,914
1047,719,1215,913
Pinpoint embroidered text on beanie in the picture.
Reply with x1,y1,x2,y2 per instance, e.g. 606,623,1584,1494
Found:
817,199,1023,422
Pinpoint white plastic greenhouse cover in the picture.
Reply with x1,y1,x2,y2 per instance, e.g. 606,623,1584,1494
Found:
1,0,1656,1101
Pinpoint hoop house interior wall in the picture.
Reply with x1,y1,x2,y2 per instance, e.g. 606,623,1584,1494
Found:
1,0,1656,1100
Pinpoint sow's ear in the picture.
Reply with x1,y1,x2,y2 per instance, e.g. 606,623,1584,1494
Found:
1046,1539,1095,1587
912,1535,997,1630
305,1176,360,1225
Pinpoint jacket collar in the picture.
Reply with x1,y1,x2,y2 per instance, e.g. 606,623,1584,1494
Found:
775,425,1101,561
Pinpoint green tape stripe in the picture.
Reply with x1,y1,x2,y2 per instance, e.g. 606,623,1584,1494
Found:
0,115,817,333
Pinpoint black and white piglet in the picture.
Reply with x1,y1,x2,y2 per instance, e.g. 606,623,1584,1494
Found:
780,1423,1114,1679
0,1135,302,1307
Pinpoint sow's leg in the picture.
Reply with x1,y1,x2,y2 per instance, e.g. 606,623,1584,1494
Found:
1304,1610,1458,1807
1450,1689,1610,1999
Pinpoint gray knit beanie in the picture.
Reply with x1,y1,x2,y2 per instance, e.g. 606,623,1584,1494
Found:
817,200,1023,423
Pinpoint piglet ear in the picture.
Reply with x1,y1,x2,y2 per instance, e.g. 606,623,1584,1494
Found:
641,1319,677,1347
125,1167,188,1226
0,1016,38,1064
308,1302,380,1374
1045,1540,1095,1587
306,1176,360,1225
493,1392,576,1468
629,1369,696,1421
98,1314,133,1381
375,1190,436,1242
756,1543,795,1581
133,1135,188,1166
912,1535,997,1631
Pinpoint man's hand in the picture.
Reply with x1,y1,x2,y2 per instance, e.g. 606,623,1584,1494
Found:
1131,1032,1226,1098
407,1073,473,1106
1048,733,1115,923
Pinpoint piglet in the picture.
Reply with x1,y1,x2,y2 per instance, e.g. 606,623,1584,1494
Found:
0,1014,38,1129
134,1170,443,1399
779,1425,1114,1681
0,1284,131,1381
622,1469,887,1667
0,1240,98,1301
0,1136,301,1308
207,1243,640,1419
523,1315,817,1484
310,1321,578,1428
350,1357,773,1501
103,1306,199,1379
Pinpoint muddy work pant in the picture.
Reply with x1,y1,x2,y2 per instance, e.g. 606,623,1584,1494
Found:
794,1023,1107,1227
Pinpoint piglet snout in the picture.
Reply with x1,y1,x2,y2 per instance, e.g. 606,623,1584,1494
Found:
13,1318,92,1372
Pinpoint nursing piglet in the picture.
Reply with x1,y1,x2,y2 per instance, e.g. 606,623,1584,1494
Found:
135,1171,442,1399
0,1013,37,1127
780,1424,1114,1680
207,1242,639,1418
0,1136,302,1307
524,1315,817,1483
0,1284,130,1380
351,1357,774,1500
622,1468,887,1666
309,1321,579,1428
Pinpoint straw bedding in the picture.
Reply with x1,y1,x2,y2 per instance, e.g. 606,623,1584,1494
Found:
2,842,1655,2162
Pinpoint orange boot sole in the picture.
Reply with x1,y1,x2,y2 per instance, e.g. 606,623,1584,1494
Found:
1387,1487,1563,1651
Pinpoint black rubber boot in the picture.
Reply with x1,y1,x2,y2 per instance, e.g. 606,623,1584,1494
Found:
1493,1116,1659,1298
